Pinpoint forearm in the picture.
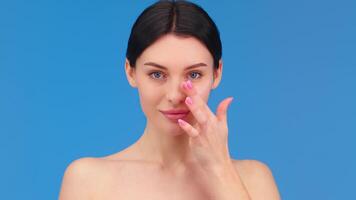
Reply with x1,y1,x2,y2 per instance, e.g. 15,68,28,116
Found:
204,164,251,200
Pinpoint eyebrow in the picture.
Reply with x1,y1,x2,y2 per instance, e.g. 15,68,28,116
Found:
143,62,207,70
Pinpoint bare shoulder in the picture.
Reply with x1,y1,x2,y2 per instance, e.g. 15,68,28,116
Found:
58,157,111,200
232,159,274,179
232,159,281,200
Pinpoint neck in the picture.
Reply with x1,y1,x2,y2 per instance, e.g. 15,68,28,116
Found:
135,119,191,169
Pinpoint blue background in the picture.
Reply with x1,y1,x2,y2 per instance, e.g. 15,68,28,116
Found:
1,0,355,199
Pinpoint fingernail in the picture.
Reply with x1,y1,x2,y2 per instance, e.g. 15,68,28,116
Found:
227,97,234,106
178,119,186,126
185,97,193,105
186,80,192,90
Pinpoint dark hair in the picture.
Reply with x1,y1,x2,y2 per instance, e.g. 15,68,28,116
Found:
126,0,222,69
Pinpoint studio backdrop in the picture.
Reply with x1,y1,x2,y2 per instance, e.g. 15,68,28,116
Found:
0,0,355,199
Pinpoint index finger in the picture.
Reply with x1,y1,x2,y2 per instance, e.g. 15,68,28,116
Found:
181,80,215,123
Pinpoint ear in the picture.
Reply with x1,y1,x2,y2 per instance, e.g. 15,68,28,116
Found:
125,58,137,88
211,59,223,90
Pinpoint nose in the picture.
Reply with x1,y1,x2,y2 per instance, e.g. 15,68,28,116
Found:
165,79,186,105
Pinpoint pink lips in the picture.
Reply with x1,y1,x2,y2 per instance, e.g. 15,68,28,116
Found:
160,109,190,121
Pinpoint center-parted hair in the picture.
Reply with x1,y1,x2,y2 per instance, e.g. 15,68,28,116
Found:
126,0,222,69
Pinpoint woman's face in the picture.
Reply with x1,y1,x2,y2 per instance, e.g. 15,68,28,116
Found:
125,34,222,136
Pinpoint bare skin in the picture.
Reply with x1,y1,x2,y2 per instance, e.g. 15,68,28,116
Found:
59,143,281,200
59,34,281,199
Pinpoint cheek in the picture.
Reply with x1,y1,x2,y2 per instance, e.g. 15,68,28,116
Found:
195,81,213,102
137,85,161,115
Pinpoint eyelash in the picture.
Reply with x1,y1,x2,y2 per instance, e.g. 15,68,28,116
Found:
148,71,203,81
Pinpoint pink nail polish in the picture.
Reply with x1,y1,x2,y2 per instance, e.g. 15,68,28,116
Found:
186,80,192,89
178,119,186,126
185,97,193,105
182,82,188,90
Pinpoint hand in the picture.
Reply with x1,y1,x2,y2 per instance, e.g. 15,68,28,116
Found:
178,80,253,200
178,79,234,171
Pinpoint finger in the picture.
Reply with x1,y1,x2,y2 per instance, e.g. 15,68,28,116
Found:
181,80,213,116
185,96,210,126
216,97,234,122
178,119,199,137
181,80,214,124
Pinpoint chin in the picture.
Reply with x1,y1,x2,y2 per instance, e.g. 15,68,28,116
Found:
164,121,186,136
152,113,192,136
158,119,187,137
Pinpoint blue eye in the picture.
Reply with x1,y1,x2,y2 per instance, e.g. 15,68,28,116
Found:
148,71,202,81
189,72,202,80
149,71,165,80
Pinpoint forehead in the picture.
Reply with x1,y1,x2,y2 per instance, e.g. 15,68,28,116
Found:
137,34,213,68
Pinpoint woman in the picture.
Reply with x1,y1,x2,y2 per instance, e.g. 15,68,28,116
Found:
59,1,281,199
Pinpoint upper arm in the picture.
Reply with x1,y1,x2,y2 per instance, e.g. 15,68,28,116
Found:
58,157,97,200
234,160,281,200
